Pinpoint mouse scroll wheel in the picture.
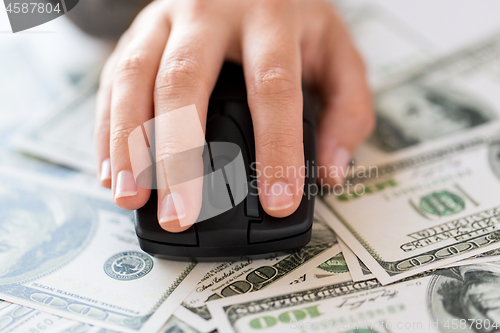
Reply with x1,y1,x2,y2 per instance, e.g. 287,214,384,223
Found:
208,142,248,209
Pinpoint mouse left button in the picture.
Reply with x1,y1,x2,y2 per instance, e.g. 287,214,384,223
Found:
135,191,198,246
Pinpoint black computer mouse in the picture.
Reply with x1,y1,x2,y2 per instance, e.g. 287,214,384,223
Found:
134,62,316,261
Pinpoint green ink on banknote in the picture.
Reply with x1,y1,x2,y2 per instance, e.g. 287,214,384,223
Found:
419,191,465,216
319,253,349,274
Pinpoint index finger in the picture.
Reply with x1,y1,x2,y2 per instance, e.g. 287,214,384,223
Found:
242,1,304,218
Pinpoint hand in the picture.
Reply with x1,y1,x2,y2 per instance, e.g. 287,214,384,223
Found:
95,0,374,232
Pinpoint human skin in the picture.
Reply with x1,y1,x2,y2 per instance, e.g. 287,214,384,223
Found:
94,0,375,232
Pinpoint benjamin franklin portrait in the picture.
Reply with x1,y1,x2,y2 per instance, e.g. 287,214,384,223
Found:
0,178,95,285
430,263,500,333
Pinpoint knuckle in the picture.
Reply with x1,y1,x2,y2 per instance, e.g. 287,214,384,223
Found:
110,123,137,148
114,51,150,79
251,65,298,97
155,56,203,95
259,131,301,157
156,141,184,158
155,140,200,164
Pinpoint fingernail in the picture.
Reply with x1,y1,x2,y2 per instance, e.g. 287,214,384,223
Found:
160,193,186,224
266,181,294,211
331,147,351,184
115,170,137,199
100,158,111,182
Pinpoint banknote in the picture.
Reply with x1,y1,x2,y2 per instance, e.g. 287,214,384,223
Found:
317,136,500,284
0,42,93,179
356,33,500,165
338,239,374,282
318,34,500,284
176,215,340,332
12,79,98,175
207,276,384,333
208,261,500,333
0,166,211,333
0,41,70,133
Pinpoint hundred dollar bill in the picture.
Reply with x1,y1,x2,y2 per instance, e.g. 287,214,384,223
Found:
0,43,91,179
175,215,340,332
207,275,385,333
338,239,374,282
317,136,500,284
208,262,500,333
0,42,70,132
318,35,500,284
0,167,211,333
12,79,98,174
356,33,500,166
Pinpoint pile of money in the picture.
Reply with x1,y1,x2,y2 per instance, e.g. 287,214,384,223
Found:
4,2,500,333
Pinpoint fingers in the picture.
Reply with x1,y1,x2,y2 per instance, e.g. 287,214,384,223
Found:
153,13,230,232
315,12,375,185
95,52,118,189
108,5,171,210
95,26,135,189
242,1,304,218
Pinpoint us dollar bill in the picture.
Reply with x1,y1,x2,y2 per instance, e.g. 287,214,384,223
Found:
319,34,500,284
0,167,211,333
207,276,385,333
317,135,500,284
12,79,98,175
356,33,500,165
175,215,340,332
208,261,500,333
